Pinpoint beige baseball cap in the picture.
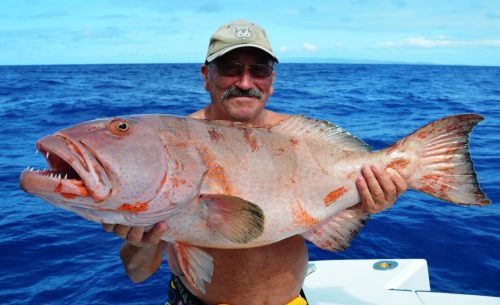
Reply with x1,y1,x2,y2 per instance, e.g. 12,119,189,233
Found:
205,20,278,63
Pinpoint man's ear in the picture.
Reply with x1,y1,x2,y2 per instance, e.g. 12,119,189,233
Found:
200,65,209,91
269,70,275,96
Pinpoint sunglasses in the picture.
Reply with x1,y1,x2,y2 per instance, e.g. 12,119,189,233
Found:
211,62,274,78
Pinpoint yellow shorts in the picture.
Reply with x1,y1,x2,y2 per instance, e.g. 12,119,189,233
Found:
218,295,307,305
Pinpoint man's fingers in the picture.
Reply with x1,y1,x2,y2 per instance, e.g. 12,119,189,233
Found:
356,175,376,214
102,223,114,232
372,165,396,197
142,222,168,246
387,167,408,195
102,221,168,248
113,224,132,240
362,165,386,204
126,227,145,244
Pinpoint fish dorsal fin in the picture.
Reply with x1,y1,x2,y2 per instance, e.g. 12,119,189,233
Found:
302,208,369,251
271,115,371,152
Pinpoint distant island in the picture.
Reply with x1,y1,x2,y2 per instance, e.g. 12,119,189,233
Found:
278,57,434,65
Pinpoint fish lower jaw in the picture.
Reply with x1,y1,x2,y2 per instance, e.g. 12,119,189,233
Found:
20,169,90,199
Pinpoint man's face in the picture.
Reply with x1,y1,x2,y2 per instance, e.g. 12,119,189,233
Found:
201,48,275,122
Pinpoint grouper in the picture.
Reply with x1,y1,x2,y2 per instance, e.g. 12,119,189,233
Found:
19,114,490,292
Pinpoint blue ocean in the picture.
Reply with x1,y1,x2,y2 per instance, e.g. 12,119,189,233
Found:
0,63,498,304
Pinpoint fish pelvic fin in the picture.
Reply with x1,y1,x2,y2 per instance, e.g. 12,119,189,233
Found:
200,194,265,244
390,114,490,206
302,208,368,251
174,242,214,294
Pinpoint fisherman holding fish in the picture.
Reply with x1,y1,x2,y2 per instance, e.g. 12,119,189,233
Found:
104,20,408,305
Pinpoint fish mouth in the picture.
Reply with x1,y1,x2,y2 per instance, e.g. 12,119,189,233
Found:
20,134,112,202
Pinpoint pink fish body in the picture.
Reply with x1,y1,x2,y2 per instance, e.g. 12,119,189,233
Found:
20,114,490,292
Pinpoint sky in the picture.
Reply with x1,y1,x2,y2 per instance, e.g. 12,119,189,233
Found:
1,0,500,66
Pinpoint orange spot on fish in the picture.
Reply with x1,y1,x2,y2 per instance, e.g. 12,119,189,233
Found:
70,180,89,196
422,175,438,184
60,193,78,199
172,177,187,189
174,142,187,149
118,201,149,213
324,186,347,206
274,147,286,156
55,181,88,198
243,129,259,152
385,142,400,155
54,182,63,193
387,158,409,171
208,128,224,143
289,137,299,146
416,127,436,139
199,147,232,194
346,172,356,180
293,202,320,227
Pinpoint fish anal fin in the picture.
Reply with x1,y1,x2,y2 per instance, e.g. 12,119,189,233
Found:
302,208,368,251
200,194,265,244
174,242,214,294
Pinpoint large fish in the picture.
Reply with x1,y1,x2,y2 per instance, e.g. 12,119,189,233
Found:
20,114,490,292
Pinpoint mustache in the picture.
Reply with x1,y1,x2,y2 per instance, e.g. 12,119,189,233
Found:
222,86,262,100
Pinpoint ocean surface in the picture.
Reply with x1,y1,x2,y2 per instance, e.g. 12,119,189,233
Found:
0,63,499,304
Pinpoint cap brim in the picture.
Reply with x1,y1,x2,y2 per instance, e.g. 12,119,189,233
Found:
206,44,278,63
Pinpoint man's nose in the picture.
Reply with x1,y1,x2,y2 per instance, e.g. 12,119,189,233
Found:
235,68,253,90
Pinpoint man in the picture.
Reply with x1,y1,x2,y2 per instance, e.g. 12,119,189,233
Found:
103,20,407,305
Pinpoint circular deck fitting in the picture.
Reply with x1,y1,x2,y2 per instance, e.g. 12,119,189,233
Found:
373,260,399,271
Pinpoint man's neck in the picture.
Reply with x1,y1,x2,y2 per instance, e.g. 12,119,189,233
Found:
188,105,289,126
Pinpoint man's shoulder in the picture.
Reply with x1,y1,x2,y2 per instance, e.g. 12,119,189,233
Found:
188,109,206,119
263,110,290,125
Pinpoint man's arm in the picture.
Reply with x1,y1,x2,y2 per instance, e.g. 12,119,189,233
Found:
103,222,168,283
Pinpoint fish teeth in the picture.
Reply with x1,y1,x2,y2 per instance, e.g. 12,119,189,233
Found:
64,174,68,179
46,152,50,159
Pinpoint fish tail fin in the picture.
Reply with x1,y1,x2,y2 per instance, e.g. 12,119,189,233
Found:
387,114,490,206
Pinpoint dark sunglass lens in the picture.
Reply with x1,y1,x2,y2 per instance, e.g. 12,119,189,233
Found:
219,63,242,76
250,64,272,78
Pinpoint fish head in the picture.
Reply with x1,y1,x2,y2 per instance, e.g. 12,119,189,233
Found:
19,115,178,225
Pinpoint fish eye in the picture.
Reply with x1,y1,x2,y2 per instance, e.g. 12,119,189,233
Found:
109,119,131,136
118,122,128,130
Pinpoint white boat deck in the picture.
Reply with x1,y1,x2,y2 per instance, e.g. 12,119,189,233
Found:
303,259,499,305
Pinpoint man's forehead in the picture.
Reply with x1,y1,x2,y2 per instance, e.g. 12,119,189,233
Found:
219,48,273,63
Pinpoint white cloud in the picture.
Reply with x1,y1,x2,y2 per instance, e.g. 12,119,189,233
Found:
405,37,451,48
279,45,288,52
302,42,317,51
377,37,500,49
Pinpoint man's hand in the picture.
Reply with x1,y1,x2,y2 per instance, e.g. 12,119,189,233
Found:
102,222,167,248
356,164,407,214
102,222,168,283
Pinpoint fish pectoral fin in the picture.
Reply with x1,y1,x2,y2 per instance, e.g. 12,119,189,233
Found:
174,242,214,294
302,208,368,251
200,194,265,244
